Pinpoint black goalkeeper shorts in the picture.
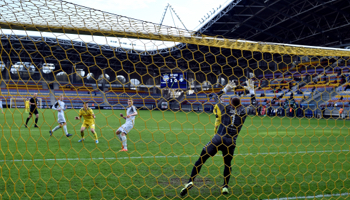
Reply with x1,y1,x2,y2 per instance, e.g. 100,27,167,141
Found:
202,134,236,157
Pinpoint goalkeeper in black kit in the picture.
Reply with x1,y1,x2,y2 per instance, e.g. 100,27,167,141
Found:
180,78,255,196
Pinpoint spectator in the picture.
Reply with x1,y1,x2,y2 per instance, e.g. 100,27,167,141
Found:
289,92,294,100
297,104,303,117
251,95,257,107
321,106,326,118
307,74,311,82
289,82,293,89
271,98,276,105
289,106,294,117
323,74,328,83
261,106,266,116
344,85,350,91
340,75,346,84
260,93,265,97
277,93,284,100
257,106,262,116
267,106,274,116
311,86,316,93
340,96,344,101
339,107,345,119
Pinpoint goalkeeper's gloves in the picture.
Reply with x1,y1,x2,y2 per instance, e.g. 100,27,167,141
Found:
223,80,236,93
243,79,255,95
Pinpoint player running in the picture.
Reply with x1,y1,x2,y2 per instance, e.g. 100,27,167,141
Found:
180,78,255,196
116,99,138,152
25,93,39,128
49,95,72,137
75,102,98,144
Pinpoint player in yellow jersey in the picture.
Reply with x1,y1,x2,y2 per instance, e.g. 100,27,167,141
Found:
213,95,225,134
75,102,98,144
24,98,30,113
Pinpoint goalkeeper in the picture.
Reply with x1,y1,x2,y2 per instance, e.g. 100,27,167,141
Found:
180,78,255,196
213,95,225,134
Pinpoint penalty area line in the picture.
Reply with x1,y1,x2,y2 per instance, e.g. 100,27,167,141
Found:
0,150,348,163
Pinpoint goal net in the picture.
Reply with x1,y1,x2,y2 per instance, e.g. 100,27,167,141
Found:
0,0,349,199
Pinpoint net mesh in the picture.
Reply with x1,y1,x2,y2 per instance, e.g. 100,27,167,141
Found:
0,0,349,199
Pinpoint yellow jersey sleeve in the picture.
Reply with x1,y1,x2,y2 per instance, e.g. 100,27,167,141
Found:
213,104,218,115
215,104,222,119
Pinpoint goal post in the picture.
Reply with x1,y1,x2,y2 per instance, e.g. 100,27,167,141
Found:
10,97,42,109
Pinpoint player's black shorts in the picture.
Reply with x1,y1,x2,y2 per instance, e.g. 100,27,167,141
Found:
30,108,38,115
203,134,236,157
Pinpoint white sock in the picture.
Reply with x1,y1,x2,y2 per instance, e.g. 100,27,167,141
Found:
121,136,127,150
52,125,60,132
117,134,123,142
63,125,69,135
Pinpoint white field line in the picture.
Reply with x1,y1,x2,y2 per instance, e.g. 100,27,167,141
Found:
0,149,348,163
3,128,209,132
3,126,344,132
263,192,350,200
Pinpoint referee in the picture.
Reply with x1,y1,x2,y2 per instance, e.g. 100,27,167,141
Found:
25,93,39,128
180,79,255,196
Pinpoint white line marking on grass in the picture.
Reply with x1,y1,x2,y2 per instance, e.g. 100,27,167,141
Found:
263,192,350,200
0,150,348,163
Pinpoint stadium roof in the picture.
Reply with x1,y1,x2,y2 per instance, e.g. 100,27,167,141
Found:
1,0,349,83
198,0,350,48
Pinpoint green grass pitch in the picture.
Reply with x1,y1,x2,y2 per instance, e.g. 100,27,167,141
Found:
0,108,349,199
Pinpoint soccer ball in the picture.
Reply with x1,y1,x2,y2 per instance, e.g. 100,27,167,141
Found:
117,75,126,84
335,103,338,107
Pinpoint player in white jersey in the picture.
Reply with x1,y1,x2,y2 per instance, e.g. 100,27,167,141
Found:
116,99,138,152
0,99,4,114
49,95,72,137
